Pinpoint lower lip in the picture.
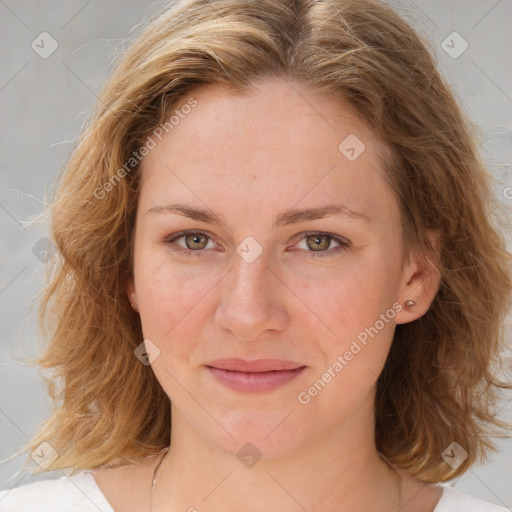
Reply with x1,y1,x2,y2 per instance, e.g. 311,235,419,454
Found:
206,366,306,392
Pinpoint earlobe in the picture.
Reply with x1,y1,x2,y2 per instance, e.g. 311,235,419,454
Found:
126,278,140,313
395,230,441,325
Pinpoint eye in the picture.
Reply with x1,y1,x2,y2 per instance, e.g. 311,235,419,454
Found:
293,231,351,259
164,230,217,256
162,230,351,258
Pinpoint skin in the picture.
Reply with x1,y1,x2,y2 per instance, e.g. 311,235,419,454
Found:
93,77,443,511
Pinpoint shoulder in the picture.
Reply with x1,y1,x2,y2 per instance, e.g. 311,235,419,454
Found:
0,472,114,512
435,484,509,512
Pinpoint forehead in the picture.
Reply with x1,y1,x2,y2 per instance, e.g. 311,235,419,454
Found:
151,77,383,156
138,77,397,226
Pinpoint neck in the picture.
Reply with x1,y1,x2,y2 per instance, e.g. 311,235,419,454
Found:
151,400,401,512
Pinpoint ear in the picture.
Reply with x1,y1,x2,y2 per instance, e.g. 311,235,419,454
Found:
395,230,441,325
126,277,140,313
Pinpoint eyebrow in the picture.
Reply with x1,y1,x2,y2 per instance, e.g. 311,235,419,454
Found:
146,203,372,228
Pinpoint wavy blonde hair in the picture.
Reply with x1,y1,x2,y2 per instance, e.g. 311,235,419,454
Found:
7,0,512,483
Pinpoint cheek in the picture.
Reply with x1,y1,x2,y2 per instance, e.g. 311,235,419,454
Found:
297,269,397,412
295,255,396,338
294,254,398,394
134,254,219,340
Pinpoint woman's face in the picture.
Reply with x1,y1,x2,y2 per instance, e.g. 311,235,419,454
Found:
127,77,433,457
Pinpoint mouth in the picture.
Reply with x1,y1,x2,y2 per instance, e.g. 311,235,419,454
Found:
205,358,306,393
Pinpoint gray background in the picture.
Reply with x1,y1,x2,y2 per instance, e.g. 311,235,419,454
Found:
1,0,511,507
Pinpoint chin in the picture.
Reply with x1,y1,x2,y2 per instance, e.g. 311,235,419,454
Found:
204,409,310,460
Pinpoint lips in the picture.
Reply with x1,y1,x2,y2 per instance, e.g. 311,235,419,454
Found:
206,358,303,372
205,358,306,392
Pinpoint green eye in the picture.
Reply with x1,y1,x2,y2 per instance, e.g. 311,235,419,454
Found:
182,232,209,250
163,230,351,258
296,231,351,258
164,230,214,256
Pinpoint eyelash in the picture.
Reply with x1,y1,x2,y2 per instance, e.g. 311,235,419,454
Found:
162,230,351,259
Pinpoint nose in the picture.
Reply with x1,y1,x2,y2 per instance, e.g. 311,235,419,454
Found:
214,254,288,341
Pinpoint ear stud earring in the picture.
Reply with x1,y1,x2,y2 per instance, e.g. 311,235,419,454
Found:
404,299,416,311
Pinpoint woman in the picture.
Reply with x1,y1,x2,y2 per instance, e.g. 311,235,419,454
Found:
1,0,511,510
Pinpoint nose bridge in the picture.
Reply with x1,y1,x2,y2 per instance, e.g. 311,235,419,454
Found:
230,251,268,299
215,249,286,339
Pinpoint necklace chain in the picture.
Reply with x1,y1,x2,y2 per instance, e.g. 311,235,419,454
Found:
149,446,402,512
150,446,170,508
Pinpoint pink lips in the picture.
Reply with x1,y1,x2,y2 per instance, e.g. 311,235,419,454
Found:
206,358,306,393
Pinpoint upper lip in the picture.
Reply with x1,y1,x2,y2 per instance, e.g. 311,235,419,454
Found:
206,358,305,372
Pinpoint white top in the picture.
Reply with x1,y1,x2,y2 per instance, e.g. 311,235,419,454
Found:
0,471,509,511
